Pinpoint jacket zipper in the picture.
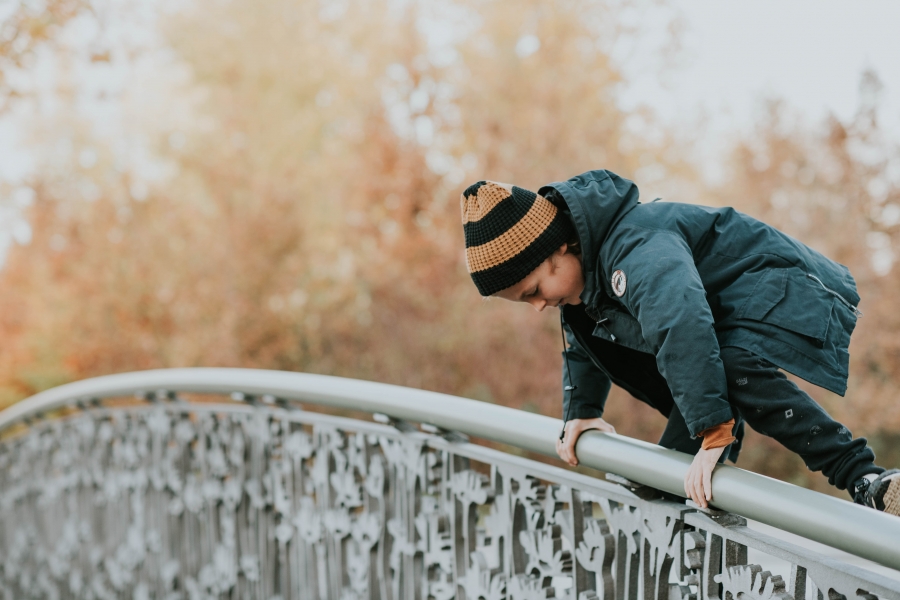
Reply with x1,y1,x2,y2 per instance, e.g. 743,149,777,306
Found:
806,273,863,318
584,306,618,342
596,317,617,342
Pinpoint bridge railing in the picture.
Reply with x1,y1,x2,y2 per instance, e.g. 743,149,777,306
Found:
0,368,898,600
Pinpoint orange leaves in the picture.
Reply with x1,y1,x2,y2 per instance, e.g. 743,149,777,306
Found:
0,0,898,494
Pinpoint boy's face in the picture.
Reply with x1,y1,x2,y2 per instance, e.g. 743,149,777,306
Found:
493,244,584,311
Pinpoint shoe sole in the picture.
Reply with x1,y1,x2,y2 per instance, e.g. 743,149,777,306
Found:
883,472,900,516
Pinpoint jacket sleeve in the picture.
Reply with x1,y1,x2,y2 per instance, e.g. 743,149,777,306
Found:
609,229,733,436
562,322,612,421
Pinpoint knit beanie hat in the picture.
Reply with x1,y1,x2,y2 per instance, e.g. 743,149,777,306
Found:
460,180,574,296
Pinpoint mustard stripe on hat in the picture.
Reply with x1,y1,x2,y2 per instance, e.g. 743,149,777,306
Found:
464,184,540,248
465,196,557,272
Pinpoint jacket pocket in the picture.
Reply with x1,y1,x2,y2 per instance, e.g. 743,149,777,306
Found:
737,268,834,346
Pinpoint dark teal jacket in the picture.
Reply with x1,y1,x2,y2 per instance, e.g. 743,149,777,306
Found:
540,170,861,436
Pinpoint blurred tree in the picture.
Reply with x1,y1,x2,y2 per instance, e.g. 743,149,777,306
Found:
0,0,687,421
0,0,91,111
2,0,897,493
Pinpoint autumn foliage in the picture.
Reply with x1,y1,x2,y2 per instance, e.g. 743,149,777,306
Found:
1,0,898,495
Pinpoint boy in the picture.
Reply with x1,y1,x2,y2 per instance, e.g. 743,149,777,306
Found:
460,169,900,515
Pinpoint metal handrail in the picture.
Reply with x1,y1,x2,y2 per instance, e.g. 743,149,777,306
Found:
1,367,899,572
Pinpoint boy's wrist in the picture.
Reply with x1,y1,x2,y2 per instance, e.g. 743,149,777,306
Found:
562,402,604,421
699,418,736,450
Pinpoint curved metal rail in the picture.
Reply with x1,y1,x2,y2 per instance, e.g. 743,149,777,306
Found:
2,367,899,572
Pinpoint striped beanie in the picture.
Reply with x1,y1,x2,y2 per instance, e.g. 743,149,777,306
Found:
461,181,573,296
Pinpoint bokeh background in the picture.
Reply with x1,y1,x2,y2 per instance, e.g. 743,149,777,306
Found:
1,0,899,497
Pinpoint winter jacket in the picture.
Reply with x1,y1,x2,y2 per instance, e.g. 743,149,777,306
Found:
540,170,861,436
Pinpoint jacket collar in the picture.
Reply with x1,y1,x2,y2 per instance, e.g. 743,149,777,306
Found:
539,169,640,307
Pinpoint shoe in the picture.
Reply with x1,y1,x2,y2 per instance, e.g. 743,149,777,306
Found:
853,469,900,516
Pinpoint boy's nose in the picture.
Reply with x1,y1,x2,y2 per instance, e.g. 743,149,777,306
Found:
531,299,547,312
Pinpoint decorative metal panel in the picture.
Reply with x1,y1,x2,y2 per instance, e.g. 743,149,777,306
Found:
0,400,897,600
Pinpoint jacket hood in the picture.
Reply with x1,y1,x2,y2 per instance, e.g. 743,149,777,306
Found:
539,170,640,305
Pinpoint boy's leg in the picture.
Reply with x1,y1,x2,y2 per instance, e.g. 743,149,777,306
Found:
718,346,883,491
657,406,702,455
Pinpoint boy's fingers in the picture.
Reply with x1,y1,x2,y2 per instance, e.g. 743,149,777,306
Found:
558,430,571,464
703,466,713,501
694,475,706,507
556,438,566,462
565,438,578,465
559,419,618,468
686,466,705,508
685,469,697,504
564,425,579,465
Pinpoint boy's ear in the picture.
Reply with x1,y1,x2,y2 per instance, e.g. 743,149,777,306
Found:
549,244,567,268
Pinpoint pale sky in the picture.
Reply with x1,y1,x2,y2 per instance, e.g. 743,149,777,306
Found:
619,0,900,168
2,1,900,185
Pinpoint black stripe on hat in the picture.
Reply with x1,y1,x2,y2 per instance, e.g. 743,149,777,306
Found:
463,186,537,248
470,208,573,296
462,180,487,200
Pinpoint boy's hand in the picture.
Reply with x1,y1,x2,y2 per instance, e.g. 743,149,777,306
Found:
684,446,726,508
556,418,616,466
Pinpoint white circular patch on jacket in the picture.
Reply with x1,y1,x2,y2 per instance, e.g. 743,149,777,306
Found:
611,269,627,297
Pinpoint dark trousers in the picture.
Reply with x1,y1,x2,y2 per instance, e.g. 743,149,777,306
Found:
658,346,882,491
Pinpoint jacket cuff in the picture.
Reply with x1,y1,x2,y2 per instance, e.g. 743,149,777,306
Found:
687,408,735,439
563,401,605,421
699,418,736,450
